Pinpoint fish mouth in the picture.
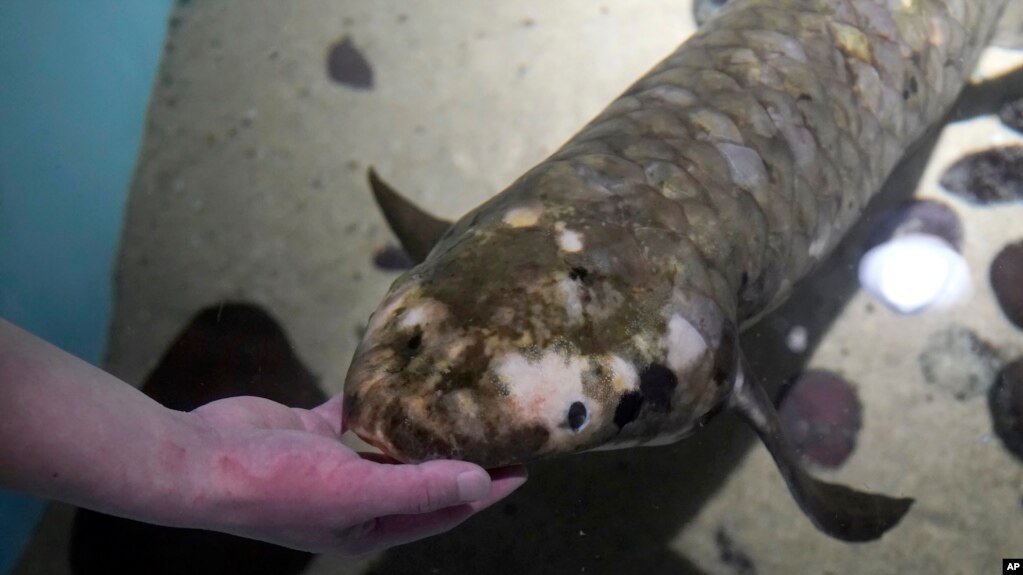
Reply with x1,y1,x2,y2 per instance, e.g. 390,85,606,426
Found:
347,424,406,463
342,343,463,464
344,387,551,468
341,348,406,459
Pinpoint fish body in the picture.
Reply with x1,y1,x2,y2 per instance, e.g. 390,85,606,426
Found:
345,0,1009,541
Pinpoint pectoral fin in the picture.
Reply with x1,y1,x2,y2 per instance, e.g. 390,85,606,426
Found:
367,168,453,263
728,355,913,542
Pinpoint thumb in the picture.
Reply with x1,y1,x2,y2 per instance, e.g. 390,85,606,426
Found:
361,460,492,516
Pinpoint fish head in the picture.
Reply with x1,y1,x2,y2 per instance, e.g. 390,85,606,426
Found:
344,197,740,468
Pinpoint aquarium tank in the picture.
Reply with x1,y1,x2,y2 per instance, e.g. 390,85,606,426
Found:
2,1,1022,574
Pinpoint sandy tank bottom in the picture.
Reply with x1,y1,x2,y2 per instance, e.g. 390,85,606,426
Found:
14,1,1023,574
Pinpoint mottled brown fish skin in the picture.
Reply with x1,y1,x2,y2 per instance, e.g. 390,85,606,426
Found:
345,0,1007,468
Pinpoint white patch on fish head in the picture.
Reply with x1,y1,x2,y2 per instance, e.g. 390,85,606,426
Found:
665,314,708,373
554,274,584,324
364,281,418,338
350,289,461,391
440,388,488,438
557,228,584,252
502,202,543,227
492,350,601,438
395,299,455,356
606,354,639,393
443,335,474,362
398,307,424,329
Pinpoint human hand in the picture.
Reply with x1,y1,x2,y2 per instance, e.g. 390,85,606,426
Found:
186,395,527,555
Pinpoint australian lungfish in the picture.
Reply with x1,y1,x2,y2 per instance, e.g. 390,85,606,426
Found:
344,0,1011,541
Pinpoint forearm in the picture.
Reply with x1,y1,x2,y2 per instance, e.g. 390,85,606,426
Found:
0,318,210,527
0,318,528,554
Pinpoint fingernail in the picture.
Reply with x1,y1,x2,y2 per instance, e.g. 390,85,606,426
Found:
456,470,490,502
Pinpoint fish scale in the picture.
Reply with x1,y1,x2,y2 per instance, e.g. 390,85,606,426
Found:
539,0,1004,324
345,0,1011,541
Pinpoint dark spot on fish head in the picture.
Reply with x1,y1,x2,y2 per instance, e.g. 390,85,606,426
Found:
777,370,862,468
326,37,374,89
638,363,677,412
614,391,644,428
991,240,1023,330
568,266,589,282
567,401,589,432
989,357,1023,462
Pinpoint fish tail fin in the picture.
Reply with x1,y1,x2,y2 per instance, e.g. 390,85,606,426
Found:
729,357,913,542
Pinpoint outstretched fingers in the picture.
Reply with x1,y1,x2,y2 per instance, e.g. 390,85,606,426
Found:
356,460,496,517
342,465,528,554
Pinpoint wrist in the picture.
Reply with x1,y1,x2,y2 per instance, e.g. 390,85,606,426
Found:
124,409,224,530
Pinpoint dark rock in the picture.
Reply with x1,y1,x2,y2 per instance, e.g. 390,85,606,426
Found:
991,240,1023,330
989,358,1023,463
373,244,414,271
327,37,373,89
939,146,1023,204
864,199,963,252
777,370,862,468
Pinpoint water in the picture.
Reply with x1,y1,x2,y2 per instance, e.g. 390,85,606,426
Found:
7,2,1023,574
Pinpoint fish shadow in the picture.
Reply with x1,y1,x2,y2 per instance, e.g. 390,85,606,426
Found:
363,118,943,575
69,304,324,575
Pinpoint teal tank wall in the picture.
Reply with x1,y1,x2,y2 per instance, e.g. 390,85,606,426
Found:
0,1,172,571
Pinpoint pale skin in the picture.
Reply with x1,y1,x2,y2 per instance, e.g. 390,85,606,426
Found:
0,319,527,555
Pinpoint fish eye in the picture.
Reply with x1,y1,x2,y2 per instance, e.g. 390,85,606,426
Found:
406,331,422,351
567,401,589,432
